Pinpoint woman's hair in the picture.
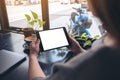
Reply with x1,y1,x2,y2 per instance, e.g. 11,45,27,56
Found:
89,0,120,39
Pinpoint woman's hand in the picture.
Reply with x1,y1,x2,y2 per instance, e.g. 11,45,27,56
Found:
29,39,46,80
29,39,40,58
68,35,85,54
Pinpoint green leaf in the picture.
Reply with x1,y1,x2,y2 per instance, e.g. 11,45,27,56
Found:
29,20,35,26
81,33,87,37
81,33,86,39
83,40,91,47
25,14,31,21
70,34,75,38
37,19,45,27
94,35,100,39
31,11,38,19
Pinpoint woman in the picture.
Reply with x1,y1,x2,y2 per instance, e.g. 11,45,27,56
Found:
29,0,120,80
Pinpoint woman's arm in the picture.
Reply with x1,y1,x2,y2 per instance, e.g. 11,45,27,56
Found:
28,35,85,80
29,40,46,80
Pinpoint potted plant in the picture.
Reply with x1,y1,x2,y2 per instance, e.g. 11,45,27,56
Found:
72,33,100,49
23,10,45,37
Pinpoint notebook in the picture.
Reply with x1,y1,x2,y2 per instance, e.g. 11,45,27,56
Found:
0,49,26,75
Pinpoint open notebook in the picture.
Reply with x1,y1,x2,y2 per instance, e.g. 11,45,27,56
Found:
0,49,26,75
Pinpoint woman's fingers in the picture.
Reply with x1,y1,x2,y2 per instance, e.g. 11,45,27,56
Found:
30,41,36,48
35,39,40,47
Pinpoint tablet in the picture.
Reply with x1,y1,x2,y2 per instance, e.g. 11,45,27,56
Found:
36,27,71,51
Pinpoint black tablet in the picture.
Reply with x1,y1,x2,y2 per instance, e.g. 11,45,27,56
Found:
36,27,71,51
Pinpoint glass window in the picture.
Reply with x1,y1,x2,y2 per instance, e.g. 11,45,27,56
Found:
49,0,74,29
3,0,102,37
49,0,102,37
5,0,43,29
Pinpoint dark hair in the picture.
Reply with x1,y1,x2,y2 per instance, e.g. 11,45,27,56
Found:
90,0,120,39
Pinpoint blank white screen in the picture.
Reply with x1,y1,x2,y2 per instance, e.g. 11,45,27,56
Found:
39,28,69,50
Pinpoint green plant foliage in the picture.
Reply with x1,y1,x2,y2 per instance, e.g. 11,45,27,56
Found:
25,14,31,21
93,35,100,39
38,19,45,27
83,40,91,47
31,11,38,19
24,10,45,30
29,20,36,26
74,33,100,47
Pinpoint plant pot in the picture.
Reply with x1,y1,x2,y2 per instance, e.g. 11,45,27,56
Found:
22,28,34,37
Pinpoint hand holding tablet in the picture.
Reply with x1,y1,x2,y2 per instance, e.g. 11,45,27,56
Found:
36,27,71,51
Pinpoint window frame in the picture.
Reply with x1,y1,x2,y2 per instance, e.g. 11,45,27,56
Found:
0,0,50,32
0,0,9,31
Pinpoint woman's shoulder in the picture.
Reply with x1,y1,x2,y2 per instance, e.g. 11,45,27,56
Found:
32,47,120,80
52,47,120,80
67,46,120,68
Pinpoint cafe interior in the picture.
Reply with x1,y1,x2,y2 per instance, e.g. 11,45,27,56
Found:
0,0,108,80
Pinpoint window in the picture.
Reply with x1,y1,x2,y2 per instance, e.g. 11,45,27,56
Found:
0,0,102,37
49,0,76,30
0,0,50,31
5,0,42,29
48,0,102,37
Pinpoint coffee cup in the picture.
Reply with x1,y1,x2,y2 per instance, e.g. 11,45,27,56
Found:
24,35,37,46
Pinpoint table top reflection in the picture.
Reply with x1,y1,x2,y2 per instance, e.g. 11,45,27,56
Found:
0,32,73,77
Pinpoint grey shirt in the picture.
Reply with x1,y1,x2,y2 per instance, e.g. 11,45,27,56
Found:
33,37,120,80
